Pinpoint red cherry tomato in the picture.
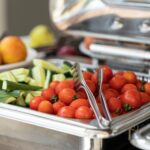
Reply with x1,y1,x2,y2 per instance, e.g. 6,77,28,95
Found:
136,80,143,91
121,83,137,93
55,80,74,94
91,71,98,84
144,82,150,95
30,96,45,110
53,101,66,114
140,92,150,105
102,83,110,92
76,90,87,99
103,88,119,101
123,71,137,84
121,89,141,111
49,81,60,90
85,80,96,93
101,65,113,83
59,88,76,105
82,71,93,80
109,75,127,91
107,97,122,114
70,98,90,109
38,101,53,114
114,71,124,76
57,106,75,118
75,106,93,119
41,88,56,101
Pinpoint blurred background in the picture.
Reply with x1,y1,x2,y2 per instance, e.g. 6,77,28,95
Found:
0,0,51,35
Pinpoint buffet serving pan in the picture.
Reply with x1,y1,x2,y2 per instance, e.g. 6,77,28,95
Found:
0,59,149,150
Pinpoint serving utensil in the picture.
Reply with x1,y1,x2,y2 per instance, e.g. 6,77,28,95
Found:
71,62,110,129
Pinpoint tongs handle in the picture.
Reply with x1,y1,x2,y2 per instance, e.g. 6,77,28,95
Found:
98,69,112,121
77,64,110,129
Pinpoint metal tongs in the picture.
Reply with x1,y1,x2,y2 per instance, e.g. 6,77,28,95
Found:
71,63,110,129
98,68,112,121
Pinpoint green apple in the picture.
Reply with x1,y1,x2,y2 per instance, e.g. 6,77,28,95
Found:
29,25,56,48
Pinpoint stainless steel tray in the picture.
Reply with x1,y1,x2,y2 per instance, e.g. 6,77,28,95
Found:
0,58,150,139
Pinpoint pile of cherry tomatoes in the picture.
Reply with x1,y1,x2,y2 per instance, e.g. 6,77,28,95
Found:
29,65,150,119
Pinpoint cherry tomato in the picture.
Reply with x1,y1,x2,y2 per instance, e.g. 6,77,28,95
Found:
75,106,93,119
109,75,127,91
53,101,66,114
144,82,150,95
41,88,56,101
136,80,144,91
101,65,113,83
70,98,90,109
123,71,137,84
121,83,137,93
65,79,74,89
55,80,74,94
49,81,60,90
107,97,122,114
82,71,92,80
30,96,45,110
38,101,53,114
121,89,141,111
140,92,150,105
114,71,124,76
85,80,96,93
57,106,75,118
76,90,87,99
102,83,110,92
59,88,76,104
103,88,119,101
91,71,98,84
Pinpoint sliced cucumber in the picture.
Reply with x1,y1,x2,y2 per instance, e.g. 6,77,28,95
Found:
28,79,38,86
33,59,64,73
2,80,42,91
5,97,17,104
0,72,17,82
15,75,30,83
61,61,73,72
11,68,29,76
32,66,46,87
25,93,34,106
30,91,42,96
63,61,73,68
16,91,26,107
52,74,66,81
44,70,52,89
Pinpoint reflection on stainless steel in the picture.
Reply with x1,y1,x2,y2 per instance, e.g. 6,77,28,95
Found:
130,124,150,150
139,19,150,33
49,0,150,30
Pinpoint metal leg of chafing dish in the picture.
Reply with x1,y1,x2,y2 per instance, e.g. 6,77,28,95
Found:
80,137,102,150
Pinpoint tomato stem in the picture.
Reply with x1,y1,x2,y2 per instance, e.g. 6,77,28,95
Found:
72,95,78,100
123,104,132,111
51,95,58,103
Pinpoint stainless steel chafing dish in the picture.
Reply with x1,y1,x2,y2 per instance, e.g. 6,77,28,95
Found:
0,59,149,150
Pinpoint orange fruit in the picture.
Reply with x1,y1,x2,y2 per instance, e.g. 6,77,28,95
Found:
0,36,27,64
0,52,2,64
